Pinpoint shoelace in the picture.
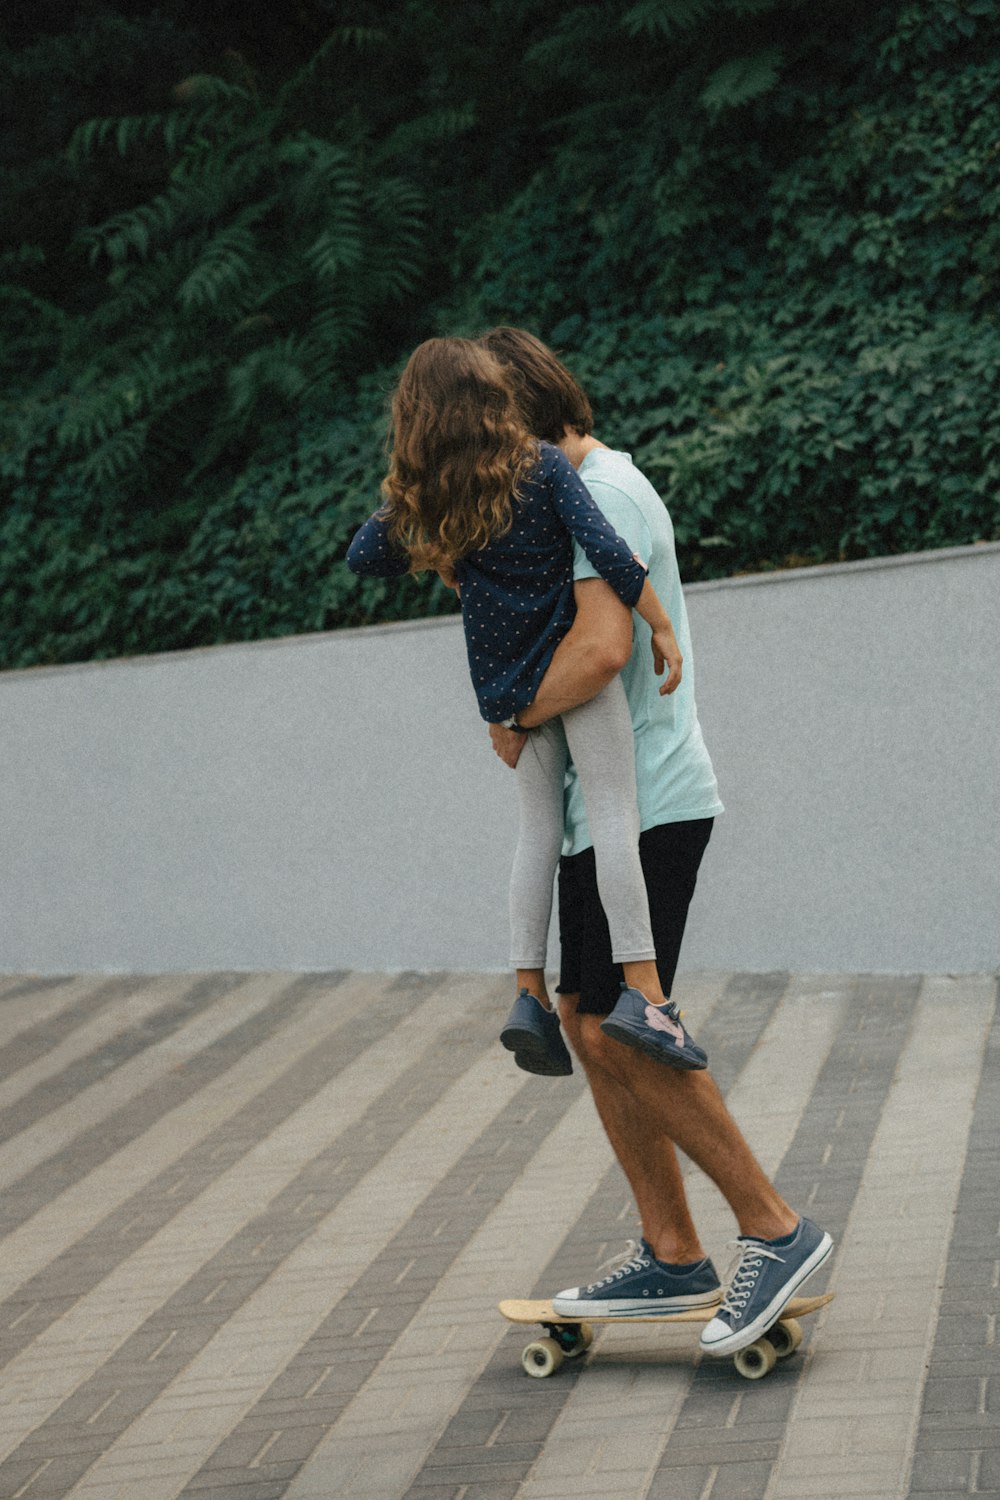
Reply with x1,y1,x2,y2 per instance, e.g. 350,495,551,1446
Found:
584,1238,650,1292
718,1240,785,1322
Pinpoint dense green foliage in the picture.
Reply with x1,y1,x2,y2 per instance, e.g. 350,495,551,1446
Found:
2,0,999,667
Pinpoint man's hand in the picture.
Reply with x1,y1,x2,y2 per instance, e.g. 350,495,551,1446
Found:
489,722,527,769
651,623,683,695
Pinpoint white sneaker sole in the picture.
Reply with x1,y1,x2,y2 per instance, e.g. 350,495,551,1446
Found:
552,1289,722,1318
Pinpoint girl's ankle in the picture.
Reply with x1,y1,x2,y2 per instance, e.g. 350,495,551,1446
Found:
629,986,667,1007
516,971,550,1009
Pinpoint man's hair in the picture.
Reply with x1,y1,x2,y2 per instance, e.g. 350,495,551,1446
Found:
477,326,593,443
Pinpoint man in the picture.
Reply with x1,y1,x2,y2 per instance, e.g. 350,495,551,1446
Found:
478,327,832,1357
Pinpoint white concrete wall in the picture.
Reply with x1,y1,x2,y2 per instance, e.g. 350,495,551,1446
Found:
2,542,997,975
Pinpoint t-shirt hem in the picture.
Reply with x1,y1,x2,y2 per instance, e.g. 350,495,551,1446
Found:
562,800,725,860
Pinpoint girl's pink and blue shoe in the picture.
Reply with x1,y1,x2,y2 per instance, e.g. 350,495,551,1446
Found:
600,984,707,1070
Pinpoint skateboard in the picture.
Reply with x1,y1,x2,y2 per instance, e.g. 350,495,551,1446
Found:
499,1293,834,1381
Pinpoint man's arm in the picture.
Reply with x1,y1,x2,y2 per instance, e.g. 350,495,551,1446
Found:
489,577,632,769
517,577,632,728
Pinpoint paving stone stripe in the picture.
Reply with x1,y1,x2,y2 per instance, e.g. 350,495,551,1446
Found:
36,990,532,1500
766,975,995,1499
0,972,368,1349
0,970,989,1500
518,976,850,1500
0,975,293,1195
284,1086,614,1500
0,973,348,1342
170,984,743,1500
0,974,450,1453
0,975,247,1149
907,975,1000,1499
0,976,514,1495
0,972,370,1310
0,976,73,1003
642,974,921,1500
67,981,727,1500
383,972,788,1500
0,976,264,1229
0,977,92,1033
0,977,206,1122
171,1072,591,1497
0,978,149,1088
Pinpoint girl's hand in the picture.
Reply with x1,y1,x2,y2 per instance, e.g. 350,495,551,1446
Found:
436,563,460,594
651,624,683,695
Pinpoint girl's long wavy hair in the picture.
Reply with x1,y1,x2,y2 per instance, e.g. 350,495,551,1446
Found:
382,337,538,572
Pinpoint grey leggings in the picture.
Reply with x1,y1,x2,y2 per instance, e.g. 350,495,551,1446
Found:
509,677,656,968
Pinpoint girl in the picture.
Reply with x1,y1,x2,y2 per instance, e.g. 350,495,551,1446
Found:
347,338,706,1074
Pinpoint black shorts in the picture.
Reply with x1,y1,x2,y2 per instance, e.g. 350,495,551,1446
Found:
557,818,714,1016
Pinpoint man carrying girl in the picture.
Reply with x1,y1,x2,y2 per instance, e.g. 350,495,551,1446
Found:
347,329,832,1358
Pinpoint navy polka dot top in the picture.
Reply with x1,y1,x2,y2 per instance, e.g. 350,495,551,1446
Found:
346,442,647,723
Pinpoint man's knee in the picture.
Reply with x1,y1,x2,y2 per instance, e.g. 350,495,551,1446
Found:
558,992,594,1051
560,990,709,1100
558,992,625,1073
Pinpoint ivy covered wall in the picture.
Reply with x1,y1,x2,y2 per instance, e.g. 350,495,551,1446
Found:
2,1,999,667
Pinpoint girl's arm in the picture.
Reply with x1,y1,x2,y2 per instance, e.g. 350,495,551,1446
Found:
345,510,411,579
634,579,683,696
546,448,647,607
546,448,682,694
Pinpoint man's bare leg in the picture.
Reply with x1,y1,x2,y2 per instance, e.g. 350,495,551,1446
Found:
559,993,798,1261
566,1005,706,1264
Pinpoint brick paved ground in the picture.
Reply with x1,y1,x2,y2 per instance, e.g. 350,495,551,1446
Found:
0,969,995,1500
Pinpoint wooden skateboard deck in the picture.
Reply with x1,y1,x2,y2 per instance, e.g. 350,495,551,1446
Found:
499,1293,833,1381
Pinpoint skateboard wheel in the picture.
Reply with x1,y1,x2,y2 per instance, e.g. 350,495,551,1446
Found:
733,1337,778,1380
522,1337,564,1378
559,1322,593,1358
767,1318,803,1359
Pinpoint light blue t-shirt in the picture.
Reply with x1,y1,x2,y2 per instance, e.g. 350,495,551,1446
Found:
562,448,724,856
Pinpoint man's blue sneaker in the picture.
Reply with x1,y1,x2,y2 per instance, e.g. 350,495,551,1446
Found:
552,1238,722,1317
600,986,707,1070
700,1216,834,1356
500,989,573,1076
